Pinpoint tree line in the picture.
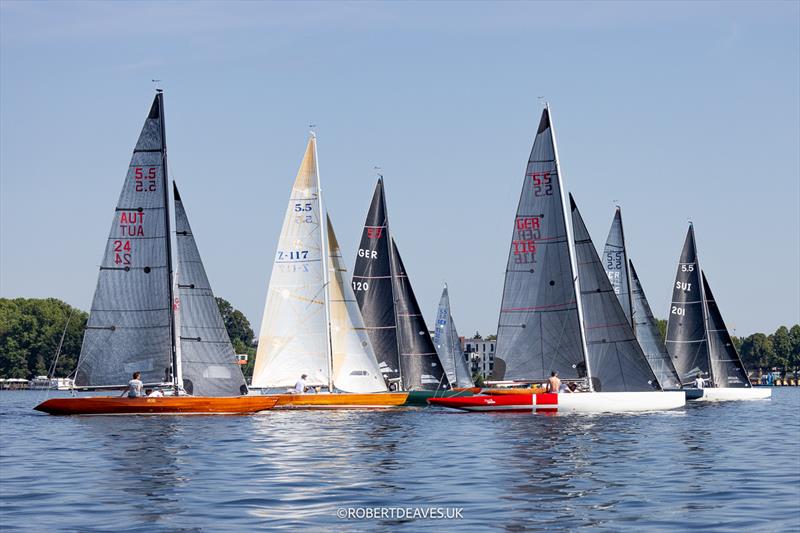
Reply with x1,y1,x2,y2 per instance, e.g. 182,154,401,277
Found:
1,297,797,380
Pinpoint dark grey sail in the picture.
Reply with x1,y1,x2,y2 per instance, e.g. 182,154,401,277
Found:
703,271,751,388
630,261,682,389
571,195,659,392
666,224,710,385
391,239,449,390
495,107,585,381
173,183,247,396
353,178,400,384
602,208,633,324
75,94,174,387
433,284,474,388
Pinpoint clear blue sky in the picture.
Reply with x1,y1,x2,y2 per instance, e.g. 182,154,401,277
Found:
2,1,798,337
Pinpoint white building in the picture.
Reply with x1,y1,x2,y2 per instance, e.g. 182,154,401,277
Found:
461,337,495,379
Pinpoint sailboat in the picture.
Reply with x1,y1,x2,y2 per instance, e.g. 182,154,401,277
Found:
250,135,407,408
352,178,461,405
35,93,278,415
602,208,682,390
433,284,476,390
666,224,770,401
430,106,684,412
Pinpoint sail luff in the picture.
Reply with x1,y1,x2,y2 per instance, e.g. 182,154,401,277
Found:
383,178,404,388
549,105,593,389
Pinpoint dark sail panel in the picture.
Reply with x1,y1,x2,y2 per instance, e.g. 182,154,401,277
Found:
391,239,449,390
75,94,172,387
602,208,633,323
571,196,658,392
174,184,247,396
666,225,710,385
703,272,750,388
629,261,682,389
433,284,474,388
352,179,400,384
495,108,584,381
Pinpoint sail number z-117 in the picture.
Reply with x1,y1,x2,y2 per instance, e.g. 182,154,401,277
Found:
277,250,309,260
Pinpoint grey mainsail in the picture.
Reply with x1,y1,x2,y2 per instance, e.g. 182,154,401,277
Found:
75,94,174,387
495,107,584,381
703,271,751,388
571,195,659,392
173,183,247,396
352,178,400,383
629,261,682,389
602,208,633,324
433,284,474,388
666,224,710,385
391,239,449,390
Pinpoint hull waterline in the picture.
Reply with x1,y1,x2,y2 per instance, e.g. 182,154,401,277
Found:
428,391,686,413
33,395,279,416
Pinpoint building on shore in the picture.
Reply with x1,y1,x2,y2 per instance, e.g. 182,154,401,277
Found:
461,337,496,379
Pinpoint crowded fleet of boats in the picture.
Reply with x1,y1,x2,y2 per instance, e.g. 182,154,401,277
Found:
33,92,770,416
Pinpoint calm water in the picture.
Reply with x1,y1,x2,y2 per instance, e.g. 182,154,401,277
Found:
1,389,798,532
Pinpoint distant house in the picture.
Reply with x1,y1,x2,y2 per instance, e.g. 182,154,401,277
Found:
461,337,495,379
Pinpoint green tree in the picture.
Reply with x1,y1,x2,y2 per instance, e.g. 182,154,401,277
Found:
770,326,792,371
656,318,667,341
215,297,256,378
740,333,774,370
788,324,800,371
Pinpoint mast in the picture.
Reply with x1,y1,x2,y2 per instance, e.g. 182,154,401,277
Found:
548,103,593,391
313,132,335,392
617,207,635,335
691,224,714,387
381,174,404,390
157,90,179,393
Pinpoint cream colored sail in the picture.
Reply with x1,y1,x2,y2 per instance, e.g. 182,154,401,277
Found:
327,216,388,393
252,137,329,388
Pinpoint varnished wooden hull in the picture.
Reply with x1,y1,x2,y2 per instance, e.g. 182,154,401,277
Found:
264,392,409,409
33,395,279,415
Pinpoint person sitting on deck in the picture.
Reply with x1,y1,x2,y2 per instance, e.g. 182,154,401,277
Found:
294,374,308,393
559,382,574,393
694,373,706,389
546,371,562,393
122,372,143,398
148,389,163,397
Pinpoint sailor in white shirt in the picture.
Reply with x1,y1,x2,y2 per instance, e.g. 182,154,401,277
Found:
294,374,308,393
122,371,143,398
694,374,706,389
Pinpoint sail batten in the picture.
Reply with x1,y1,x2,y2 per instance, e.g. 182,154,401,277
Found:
75,94,173,388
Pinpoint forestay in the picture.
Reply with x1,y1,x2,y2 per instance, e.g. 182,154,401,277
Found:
666,225,710,385
327,216,388,393
76,94,173,387
252,137,328,388
571,196,659,392
495,108,584,381
352,179,401,383
391,239,449,391
602,208,633,323
629,261,682,389
433,285,474,388
703,272,750,388
173,184,247,396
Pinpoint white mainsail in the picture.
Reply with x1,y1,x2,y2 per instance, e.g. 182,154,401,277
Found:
252,137,329,388
327,216,388,393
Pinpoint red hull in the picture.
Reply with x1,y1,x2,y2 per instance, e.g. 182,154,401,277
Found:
34,395,279,415
428,393,555,412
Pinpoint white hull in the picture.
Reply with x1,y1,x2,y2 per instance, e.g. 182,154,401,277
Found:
691,387,772,402
556,391,685,412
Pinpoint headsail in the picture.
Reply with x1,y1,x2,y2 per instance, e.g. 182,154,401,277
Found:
352,179,401,384
703,271,750,388
433,284,474,388
571,195,659,392
391,239,449,390
494,107,585,381
666,224,710,385
252,137,328,388
602,208,633,324
629,261,681,389
173,183,247,396
327,215,387,393
75,94,174,387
